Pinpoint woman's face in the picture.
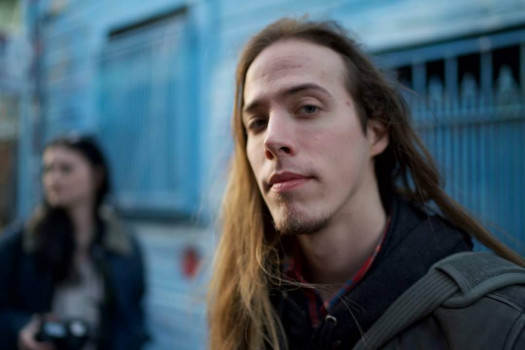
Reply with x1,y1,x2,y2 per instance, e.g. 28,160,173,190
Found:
43,146,98,209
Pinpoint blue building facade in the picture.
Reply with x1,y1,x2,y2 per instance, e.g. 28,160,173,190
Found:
14,0,525,349
0,0,25,228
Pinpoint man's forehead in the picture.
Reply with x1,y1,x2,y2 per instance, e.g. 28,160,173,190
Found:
243,40,347,103
246,55,309,83
246,40,335,80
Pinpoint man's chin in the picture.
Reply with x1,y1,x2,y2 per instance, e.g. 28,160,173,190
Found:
274,214,329,236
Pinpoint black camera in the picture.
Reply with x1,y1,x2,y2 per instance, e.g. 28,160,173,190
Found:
36,318,90,350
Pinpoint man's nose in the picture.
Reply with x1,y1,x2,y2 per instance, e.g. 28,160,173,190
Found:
263,113,295,160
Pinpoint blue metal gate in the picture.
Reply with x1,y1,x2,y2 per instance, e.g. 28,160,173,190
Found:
378,28,525,253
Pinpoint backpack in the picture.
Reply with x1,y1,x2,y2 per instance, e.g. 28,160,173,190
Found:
354,252,525,350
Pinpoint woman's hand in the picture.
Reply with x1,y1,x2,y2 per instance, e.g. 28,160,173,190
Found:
18,315,55,350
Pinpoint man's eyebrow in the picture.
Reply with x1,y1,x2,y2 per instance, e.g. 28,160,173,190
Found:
243,83,333,116
283,83,332,99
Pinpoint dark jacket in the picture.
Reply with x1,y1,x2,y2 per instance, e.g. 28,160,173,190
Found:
272,198,525,349
0,209,148,350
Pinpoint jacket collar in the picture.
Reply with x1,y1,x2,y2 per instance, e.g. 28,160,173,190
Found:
23,205,132,256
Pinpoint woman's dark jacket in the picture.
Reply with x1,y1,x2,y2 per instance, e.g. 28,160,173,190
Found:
0,209,148,350
272,198,525,349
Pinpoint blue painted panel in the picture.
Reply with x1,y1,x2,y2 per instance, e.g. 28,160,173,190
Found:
377,29,525,68
97,15,199,215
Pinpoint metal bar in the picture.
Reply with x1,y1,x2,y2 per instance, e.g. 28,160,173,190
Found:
445,57,458,114
480,51,493,110
518,42,525,99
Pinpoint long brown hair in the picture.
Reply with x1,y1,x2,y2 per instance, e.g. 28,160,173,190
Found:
208,17,525,350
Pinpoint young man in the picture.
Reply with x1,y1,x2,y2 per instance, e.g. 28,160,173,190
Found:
208,18,525,349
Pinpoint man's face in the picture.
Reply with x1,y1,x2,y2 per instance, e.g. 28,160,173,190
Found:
242,39,388,235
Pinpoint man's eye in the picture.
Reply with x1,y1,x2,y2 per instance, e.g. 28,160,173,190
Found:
298,105,319,114
247,119,267,132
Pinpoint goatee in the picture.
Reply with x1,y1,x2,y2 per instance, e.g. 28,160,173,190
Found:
273,193,329,236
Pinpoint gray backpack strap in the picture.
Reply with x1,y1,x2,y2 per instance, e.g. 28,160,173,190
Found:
354,252,525,350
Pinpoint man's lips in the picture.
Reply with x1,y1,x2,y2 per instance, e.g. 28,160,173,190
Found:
267,172,311,192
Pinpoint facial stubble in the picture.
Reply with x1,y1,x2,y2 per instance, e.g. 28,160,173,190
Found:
271,192,330,236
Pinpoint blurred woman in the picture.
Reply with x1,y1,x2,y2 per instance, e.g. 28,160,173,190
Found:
0,134,148,350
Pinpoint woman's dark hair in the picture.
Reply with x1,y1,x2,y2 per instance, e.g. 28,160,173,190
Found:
30,134,112,283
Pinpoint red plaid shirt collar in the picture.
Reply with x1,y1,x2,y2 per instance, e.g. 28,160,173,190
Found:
281,217,391,327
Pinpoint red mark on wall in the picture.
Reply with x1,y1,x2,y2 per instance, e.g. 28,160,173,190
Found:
181,246,201,279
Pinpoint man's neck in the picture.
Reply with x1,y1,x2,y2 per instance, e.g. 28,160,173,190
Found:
296,190,387,301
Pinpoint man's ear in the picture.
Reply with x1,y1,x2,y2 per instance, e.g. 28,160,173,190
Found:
367,119,389,157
